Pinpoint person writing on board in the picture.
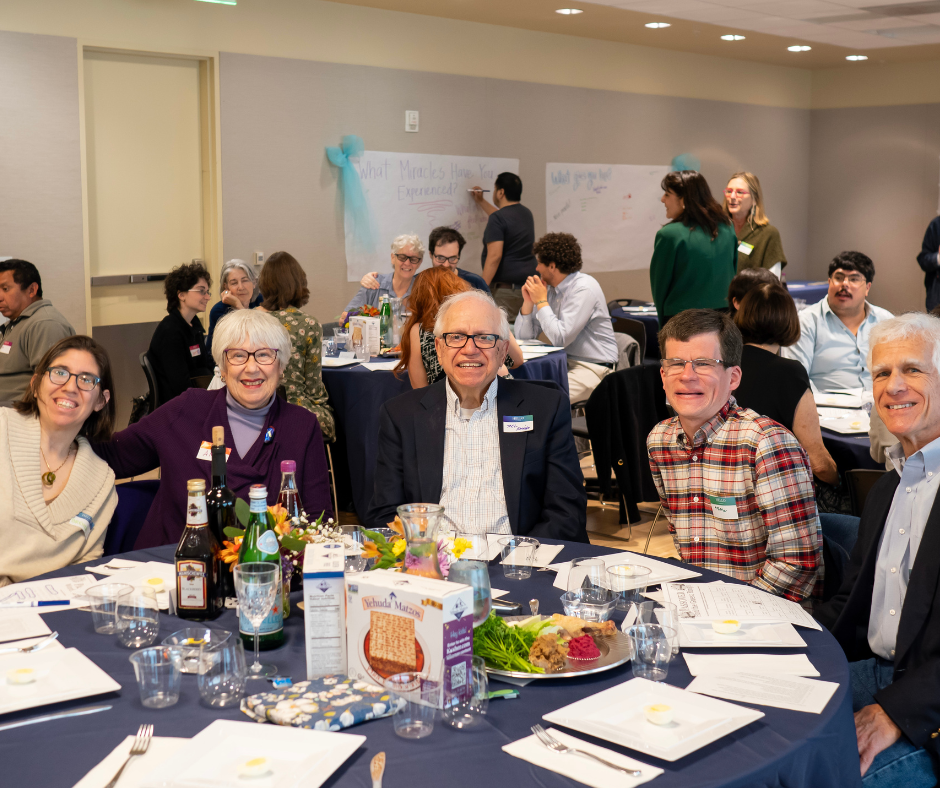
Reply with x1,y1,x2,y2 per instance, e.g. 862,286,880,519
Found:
470,173,537,322
723,172,787,276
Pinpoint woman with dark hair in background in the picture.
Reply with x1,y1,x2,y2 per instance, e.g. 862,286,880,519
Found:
723,171,787,274
0,335,117,585
649,170,737,327
727,267,780,317
148,261,215,406
733,283,839,486
258,252,335,441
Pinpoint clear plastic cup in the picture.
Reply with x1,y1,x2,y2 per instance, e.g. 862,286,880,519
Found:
385,672,439,739
447,561,492,627
86,583,134,635
129,646,183,708
116,587,160,648
498,536,539,580
607,564,653,612
333,328,350,351
197,633,247,708
637,600,680,657
442,656,488,730
627,624,676,682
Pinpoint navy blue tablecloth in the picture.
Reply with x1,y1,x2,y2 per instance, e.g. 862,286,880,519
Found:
788,280,829,306
323,351,569,520
3,541,860,788
823,428,881,473
610,306,661,360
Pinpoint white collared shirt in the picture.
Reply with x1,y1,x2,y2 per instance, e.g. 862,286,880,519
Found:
439,378,511,535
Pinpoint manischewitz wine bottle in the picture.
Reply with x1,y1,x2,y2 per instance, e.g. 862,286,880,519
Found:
175,479,223,621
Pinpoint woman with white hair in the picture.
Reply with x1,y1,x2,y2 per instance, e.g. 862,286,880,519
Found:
94,309,332,549
206,259,262,351
342,234,424,318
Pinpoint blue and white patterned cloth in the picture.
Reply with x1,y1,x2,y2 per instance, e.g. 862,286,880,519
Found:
241,675,404,731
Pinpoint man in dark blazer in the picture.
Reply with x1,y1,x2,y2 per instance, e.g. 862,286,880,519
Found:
815,313,940,787
366,290,587,542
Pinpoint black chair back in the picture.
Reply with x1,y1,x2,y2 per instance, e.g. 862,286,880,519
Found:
611,317,646,364
845,469,887,517
139,352,160,412
606,298,651,314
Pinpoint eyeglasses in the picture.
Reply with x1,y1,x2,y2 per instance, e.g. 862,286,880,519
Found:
440,333,500,350
223,348,279,366
433,255,459,265
395,253,423,265
661,358,726,376
724,188,750,198
830,272,866,286
188,288,210,296
47,367,100,391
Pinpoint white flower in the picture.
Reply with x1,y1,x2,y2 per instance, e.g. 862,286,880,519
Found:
372,702,387,716
339,710,355,727
323,677,338,685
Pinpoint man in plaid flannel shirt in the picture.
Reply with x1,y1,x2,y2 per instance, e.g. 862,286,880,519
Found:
647,309,823,602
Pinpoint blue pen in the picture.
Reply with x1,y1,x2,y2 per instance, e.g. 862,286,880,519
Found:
0,600,72,609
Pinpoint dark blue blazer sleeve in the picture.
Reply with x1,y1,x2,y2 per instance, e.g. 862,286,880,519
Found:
917,216,940,275
366,402,407,529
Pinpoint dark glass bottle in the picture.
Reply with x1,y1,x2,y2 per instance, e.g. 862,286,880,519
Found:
175,479,223,621
277,460,303,521
238,485,285,650
206,426,236,601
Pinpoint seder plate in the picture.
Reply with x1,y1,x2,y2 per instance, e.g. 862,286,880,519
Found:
483,616,633,680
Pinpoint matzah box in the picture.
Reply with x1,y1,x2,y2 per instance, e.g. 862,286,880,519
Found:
346,569,473,708
348,315,381,357
303,542,346,679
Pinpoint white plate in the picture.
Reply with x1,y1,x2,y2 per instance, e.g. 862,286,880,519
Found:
139,720,365,788
550,552,701,591
0,647,120,715
678,621,806,648
322,357,360,368
542,677,764,761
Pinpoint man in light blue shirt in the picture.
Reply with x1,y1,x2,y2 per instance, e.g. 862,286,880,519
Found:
782,251,892,391
515,232,618,402
815,312,940,787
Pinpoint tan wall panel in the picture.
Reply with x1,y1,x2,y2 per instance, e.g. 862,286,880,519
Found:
813,62,940,110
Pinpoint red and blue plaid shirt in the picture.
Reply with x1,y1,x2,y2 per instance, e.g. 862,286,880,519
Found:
647,398,822,602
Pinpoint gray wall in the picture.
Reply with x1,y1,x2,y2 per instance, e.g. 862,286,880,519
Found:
220,52,812,321
0,30,86,334
94,321,158,430
809,104,940,316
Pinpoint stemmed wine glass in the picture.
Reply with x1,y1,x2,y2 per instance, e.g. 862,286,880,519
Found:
234,562,278,678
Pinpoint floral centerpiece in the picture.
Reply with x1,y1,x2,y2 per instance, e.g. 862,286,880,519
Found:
341,305,380,328
361,518,471,577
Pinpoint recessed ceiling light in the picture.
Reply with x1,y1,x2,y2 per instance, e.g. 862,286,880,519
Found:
787,45,811,52
720,34,745,41
645,22,671,28
556,8,583,14
846,54,868,61
194,0,236,4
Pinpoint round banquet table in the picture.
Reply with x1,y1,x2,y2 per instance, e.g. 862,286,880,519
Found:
322,350,569,521
609,306,661,361
787,280,829,307
3,540,861,788
822,428,882,474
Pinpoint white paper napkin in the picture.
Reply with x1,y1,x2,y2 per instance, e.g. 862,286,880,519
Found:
503,728,662,787
73,736,188,788
322,357,359,367
101,562,175,610
686,673,838,714
683,653,819,677
0,612,51,643
86,558,147,576
359,360,399,371
500,544,564,568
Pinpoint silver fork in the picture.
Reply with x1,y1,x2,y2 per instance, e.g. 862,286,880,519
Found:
104,724,153,788
0,631,59,655
531,724,642,778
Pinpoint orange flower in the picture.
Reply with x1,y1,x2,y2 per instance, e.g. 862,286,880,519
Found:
362,540,381,561
268,504,291,535
387,516,405,538
219,537,242,567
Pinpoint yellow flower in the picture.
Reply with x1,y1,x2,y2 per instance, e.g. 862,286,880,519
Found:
391,538,407,557
219,537,242,567
452,537,472,560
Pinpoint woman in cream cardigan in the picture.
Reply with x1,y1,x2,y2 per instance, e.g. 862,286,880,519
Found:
0,335,118,586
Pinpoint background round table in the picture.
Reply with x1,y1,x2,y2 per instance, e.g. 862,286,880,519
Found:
3,540,861,788
322,350,569,521
822,428,882,473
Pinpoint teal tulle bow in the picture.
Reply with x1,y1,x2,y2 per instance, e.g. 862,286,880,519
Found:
326,135,375,254
671,153,701,172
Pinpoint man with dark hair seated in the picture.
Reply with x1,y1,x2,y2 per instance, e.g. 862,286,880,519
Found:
427,226,490,294
514,232,618,402
647,309,823,602
783,250,892,392
0,259,75,407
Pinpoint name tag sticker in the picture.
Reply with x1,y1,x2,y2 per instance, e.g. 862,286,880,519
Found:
708,495,739,520
0,342,11,355
189,345,201,357
68,512,94,538
503,415,534,433
196,441,232,462
737,242,754,256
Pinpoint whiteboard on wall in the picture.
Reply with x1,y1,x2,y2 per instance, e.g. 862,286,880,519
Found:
545,163,670,273
346,151,519,282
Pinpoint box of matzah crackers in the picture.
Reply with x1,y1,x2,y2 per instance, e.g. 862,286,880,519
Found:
345,569,474,708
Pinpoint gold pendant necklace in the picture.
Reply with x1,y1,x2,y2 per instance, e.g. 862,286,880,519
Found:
40,443,74,487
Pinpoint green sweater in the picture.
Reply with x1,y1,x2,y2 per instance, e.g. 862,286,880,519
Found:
650,221,737,321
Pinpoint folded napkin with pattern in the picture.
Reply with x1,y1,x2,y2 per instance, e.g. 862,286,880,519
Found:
241,675,404,731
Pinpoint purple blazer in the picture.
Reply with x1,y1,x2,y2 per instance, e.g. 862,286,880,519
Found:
93,388,332,549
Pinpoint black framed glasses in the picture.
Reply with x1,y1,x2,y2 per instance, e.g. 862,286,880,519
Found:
223,348,279,366
47,367,100,391
440,333,500,350
433,255,459,265
660,358,726,376
394,253,422,265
